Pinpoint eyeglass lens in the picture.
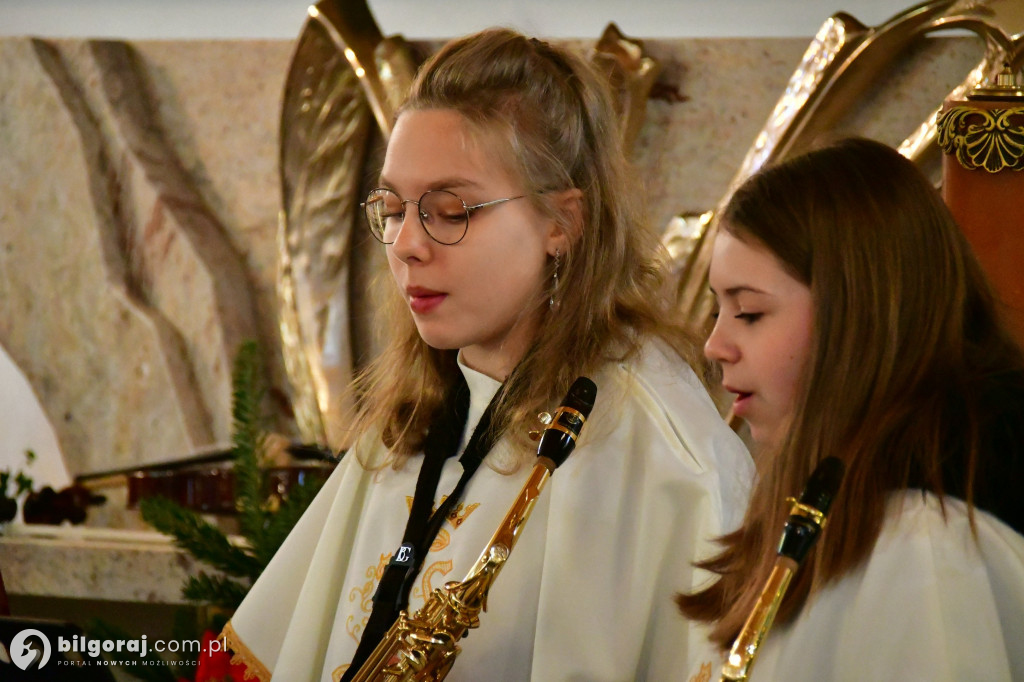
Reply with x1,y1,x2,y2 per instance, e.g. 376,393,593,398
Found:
364,189,469,245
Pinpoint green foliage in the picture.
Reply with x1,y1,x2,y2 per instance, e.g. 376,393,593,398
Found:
140,339,328,608
0,450,37,524
230,340,269,543
140,496,264,580
182,573,253,611
253,477,321,565
89,340,330,681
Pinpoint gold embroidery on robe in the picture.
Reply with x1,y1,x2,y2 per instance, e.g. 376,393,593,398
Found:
431,527,451,552
412,558,455,602
404,495,482,528
446,500,480,528
344,497,485,641
689,661,713,682
346,553,390,642
220,621,271,682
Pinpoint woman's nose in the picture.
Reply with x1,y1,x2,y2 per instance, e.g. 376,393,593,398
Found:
704,319,738,364
389,207,432,263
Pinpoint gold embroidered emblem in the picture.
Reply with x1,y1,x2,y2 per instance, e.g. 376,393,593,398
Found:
332,664,349,681
343,497,485,642
446,500,480,528
412,559,455,602
431,528,451,552
689,661,713,682
404,495,482,529
345,553,390,643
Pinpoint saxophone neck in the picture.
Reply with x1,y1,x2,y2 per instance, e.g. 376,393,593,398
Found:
719,558,797,681
462,460,552,581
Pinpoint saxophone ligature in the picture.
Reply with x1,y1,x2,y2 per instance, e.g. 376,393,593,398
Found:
720,456,845,682
348,376,598,681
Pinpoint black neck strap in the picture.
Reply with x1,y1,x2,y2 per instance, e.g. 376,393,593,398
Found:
342,372,503,680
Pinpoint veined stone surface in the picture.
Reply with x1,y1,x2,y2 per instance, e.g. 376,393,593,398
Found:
0,37,294,475
0,33,983,478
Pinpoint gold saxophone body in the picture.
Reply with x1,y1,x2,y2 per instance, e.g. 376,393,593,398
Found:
348,377,598,682
720,457,845,682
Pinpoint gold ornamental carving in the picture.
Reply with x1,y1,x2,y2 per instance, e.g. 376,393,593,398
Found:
668,0,1024,324
591,23,662,151
937,104,1024,172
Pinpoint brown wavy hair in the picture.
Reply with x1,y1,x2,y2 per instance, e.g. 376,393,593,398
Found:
346,29,699,468
677,137,1024,646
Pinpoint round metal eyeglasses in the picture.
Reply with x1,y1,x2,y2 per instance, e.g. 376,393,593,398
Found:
361,188,527,245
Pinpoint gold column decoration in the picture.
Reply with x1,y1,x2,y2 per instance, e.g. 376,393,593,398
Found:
668,0,1024,328
938,64,1024,340
938,68,1024,172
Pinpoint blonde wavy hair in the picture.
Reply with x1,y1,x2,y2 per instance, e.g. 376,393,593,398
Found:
347,28,700,468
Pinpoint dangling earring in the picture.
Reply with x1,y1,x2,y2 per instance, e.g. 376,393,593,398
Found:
549,249,560,309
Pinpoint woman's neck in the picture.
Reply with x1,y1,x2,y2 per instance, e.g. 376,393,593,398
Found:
459,347,517,382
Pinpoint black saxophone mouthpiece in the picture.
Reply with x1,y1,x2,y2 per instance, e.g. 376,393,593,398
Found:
799,456,845,515
778,456,845,563
536,377,597,468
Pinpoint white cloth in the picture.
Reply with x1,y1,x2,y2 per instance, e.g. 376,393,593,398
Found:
227,341,754,681
689,491,1024,681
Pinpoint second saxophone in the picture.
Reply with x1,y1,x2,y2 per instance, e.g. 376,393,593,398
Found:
720,456,845,681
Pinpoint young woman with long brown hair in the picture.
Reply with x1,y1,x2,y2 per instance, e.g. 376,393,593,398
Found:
680,137,1024,680
223,29,753,681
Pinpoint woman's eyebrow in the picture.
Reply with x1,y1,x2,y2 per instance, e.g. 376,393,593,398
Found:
710,284,771,298
375,175,484,192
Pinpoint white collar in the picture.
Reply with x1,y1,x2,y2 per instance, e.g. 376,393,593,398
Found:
457,355,502,436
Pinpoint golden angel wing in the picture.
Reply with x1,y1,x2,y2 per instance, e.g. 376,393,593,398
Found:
277,1,419,450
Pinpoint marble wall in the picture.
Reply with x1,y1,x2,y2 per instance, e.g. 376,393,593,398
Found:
1,38,293,476
0,27,983,478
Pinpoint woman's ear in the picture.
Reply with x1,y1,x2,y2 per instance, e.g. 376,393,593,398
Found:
546,188,584,256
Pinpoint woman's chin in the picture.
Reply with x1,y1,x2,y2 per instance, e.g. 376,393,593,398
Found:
413,328,463,352
747,422,776,451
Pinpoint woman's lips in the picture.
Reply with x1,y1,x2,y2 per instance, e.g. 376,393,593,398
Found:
407,287,446,314
725,387,753,417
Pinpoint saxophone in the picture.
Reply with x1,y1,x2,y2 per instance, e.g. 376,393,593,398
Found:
347,377,598,682
719,456,845,682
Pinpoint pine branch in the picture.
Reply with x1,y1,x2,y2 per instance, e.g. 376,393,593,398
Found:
248,477,322,566
140,496,263,579
182,572,252,611
138,339,330,613
231,340,271,542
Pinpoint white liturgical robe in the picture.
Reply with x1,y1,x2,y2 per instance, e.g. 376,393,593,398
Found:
689,491,1024,681
224,342,754,681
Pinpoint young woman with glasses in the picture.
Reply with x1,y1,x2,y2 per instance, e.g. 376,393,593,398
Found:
224,28,753,681
679,138,1024,680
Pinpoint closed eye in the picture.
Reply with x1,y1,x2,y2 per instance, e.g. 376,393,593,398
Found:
437,211,466,224
735,312,763,323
